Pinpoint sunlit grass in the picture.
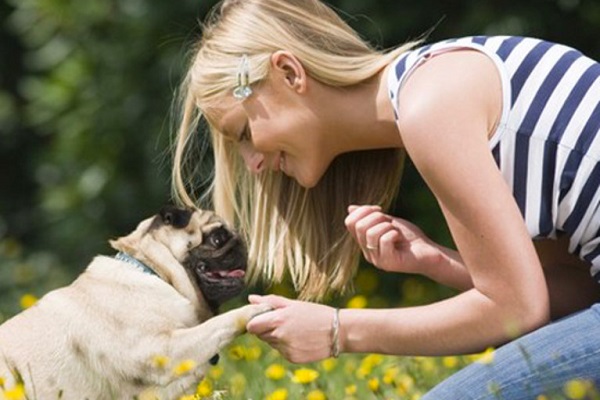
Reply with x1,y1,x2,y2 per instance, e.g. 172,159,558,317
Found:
1,259,599,399
148,333,597,400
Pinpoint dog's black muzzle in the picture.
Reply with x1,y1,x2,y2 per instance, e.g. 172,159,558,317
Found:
183,226,247,311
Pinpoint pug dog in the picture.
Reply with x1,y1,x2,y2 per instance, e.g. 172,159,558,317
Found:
0,206,270,400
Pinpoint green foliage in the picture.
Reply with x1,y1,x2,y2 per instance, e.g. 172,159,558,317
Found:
0,0,219,304
1,0,600,319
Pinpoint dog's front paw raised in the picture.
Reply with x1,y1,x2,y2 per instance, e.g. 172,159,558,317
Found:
234,303,273,331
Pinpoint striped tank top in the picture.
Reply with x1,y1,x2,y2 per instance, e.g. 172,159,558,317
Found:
386,36,600,282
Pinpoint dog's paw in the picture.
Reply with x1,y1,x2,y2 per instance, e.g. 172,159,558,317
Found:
234,304,273,331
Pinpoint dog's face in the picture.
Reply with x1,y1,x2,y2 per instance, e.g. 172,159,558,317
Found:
110,205,247,312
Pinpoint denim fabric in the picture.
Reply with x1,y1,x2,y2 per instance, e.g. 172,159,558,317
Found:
423,303,600,399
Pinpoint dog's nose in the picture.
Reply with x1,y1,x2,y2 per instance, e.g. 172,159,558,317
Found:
209,354,220,365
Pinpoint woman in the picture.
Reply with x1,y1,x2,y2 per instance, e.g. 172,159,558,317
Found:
172,0,600,397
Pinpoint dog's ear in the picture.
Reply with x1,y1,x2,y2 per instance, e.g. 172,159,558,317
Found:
109,236,135,255
156,205,193,229
109,216,155,254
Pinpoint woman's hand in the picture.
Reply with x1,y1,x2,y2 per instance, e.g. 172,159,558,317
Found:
246,295,335,363
345,205,445,275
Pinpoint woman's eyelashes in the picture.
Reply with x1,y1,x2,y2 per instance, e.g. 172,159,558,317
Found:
239,124,252,142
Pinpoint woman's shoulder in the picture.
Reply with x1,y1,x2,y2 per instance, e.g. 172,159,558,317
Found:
390,35,563,78
387,36,509,117
388,38,504,131
398,48,501,119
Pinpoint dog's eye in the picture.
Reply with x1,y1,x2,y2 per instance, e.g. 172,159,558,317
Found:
207,227,231,248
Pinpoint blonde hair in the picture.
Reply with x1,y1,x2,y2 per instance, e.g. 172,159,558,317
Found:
173,0,417,300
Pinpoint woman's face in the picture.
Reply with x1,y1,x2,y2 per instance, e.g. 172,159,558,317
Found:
214,62,337,188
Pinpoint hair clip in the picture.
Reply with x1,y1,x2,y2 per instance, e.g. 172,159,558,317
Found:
233,54,253,100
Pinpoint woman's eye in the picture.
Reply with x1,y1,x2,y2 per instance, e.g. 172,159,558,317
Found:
239,125,251,142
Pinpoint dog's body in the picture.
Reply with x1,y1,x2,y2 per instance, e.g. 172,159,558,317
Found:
0,206,269,399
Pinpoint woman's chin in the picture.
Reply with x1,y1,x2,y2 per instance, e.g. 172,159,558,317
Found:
283,159,328,189
293,170,323,189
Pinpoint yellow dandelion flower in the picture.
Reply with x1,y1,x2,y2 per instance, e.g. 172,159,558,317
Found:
228,345,246,361
265,363,286,380
152,355,170,369
345,384,357,395
173,359,197,376
0,375,4,389
411,393,423,400
266,388,288,400
3,383,26,400
346,295,367,309
396,374,415,394
196,378,213,397
564,379,590,399
178,395,197,400
230,373,247,396
19,294,37,310
442,356,459,369
476,348,495,365
320,358,337,372
306,389,326,400
368,377,380,392
361,354,384,368
245,345,262,361
536,395,549,400
382,366,399,385
292,368,319,384
356,354,383,378
356,365,371,379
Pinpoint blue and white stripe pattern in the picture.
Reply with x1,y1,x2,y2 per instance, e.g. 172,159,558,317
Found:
387,36,600,282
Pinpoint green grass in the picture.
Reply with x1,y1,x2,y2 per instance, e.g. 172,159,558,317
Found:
1,257,598,400
188,333,471,400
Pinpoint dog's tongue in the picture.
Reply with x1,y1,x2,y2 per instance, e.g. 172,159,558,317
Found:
227,269,245,278
208,269,246,279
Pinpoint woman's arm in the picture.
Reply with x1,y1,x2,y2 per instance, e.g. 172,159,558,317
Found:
346,205,474,291
247,50,550,362
369,49,550,352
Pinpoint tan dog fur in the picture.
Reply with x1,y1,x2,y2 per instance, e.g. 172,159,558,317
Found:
0,208,269,399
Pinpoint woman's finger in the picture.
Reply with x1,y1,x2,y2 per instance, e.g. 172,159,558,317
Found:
345,205,382,240
246,308,279,336
354,211,391,248
249,294,292,309
246,295,293,335
365,221,395,251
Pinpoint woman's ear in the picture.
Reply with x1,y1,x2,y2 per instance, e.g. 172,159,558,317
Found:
270,51,307,93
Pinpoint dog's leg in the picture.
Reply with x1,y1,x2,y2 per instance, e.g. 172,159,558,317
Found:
146,303,271,396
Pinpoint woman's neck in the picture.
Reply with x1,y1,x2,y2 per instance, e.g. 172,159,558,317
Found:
326,66,403,154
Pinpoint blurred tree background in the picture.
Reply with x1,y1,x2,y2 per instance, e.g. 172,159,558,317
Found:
1,0,599,317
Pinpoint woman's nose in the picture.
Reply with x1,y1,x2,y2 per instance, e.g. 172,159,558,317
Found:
239,145,265,174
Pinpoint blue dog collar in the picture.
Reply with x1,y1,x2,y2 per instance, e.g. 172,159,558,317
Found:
114,252,159,278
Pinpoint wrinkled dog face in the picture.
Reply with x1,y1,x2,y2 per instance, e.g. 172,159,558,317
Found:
152,206,247,309
183,225,247,309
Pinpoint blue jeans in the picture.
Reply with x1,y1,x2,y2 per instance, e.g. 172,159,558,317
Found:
423,303,600,399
